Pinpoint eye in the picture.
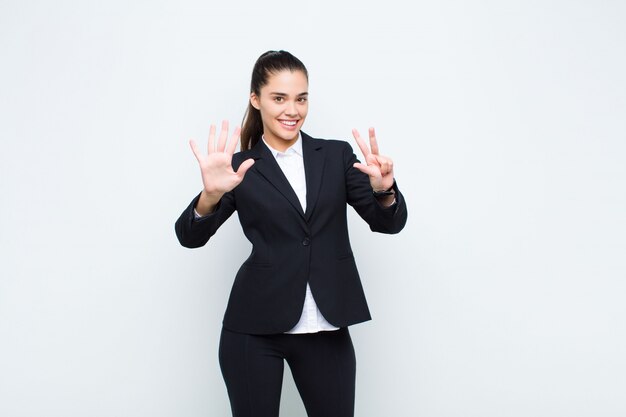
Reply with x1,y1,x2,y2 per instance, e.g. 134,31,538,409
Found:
274,96,284,102
297,97,308,103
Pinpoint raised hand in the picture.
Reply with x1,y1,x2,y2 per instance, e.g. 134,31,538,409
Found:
189,120,255,215
352,127,395,191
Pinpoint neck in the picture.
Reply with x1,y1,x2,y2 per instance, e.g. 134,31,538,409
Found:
263,133,299,153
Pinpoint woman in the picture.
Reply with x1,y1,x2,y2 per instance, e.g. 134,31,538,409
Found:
175,50,407,417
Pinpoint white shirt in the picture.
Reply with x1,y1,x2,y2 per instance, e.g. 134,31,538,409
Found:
262,135,339,334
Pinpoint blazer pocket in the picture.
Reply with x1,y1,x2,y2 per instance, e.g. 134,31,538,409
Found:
336,253,354,261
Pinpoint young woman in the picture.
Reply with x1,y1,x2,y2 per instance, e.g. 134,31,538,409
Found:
175,50,407,417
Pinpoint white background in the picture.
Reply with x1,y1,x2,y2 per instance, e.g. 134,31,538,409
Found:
1,1,625,416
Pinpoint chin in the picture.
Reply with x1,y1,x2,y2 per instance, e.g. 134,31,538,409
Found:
275,130,300,142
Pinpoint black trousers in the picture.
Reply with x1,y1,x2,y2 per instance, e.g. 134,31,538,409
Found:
218,326,356,417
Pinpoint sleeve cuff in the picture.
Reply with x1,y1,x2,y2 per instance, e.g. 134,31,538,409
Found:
193,208,204,219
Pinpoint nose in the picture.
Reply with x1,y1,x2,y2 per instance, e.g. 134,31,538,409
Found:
285,100,297,117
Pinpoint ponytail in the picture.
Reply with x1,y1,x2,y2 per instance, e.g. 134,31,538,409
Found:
240,103,263,151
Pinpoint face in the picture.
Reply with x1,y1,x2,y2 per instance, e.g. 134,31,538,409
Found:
250,69,309,150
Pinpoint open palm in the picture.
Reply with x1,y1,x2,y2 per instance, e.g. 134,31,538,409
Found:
189,120,255,196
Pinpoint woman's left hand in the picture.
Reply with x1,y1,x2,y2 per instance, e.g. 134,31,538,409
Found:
352,127,395,191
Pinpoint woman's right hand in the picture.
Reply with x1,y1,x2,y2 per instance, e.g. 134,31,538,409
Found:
189,120,255,215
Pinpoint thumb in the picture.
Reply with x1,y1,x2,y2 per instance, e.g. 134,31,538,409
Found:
236,158,255,179
353,162,379,178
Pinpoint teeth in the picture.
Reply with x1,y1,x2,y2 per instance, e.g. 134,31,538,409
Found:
280,120,297,126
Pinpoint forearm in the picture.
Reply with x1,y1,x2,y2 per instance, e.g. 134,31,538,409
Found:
194,189,225,216
175,191,235,248
347,169,408,234
375,193,396,208
369,182,407,234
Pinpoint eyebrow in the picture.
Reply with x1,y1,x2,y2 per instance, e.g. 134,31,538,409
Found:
269,92,309,97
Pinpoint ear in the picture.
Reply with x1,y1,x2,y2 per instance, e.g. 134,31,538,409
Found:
250,93,260,110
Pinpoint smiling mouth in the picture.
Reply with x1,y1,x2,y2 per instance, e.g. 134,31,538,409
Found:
278,119,298,127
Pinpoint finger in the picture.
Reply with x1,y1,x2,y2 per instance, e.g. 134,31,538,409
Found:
377,159,387,174
366,153,381,167
369,127,380,155
227,125,242,155
375,156,389,174
385,160,394,175
235,158,255,180
373,155,393,175
189,139,202,163
352,128,370,160
207,124,216,154
353,162,380,178
217,120,229,152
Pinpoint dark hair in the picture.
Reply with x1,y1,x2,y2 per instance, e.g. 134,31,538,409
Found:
240,50,309,151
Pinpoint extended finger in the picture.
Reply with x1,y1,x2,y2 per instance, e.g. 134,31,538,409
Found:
189,139,202,163
217,120,229,152
352,128,370,159
227,126,242,155
208,124,216,154
369,127,380,155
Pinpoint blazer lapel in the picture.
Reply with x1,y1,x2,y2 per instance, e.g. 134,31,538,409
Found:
301,132,325,222
248,138,305,218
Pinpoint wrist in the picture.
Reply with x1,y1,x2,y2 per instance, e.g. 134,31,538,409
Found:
372,180,396,197
196,190,223,216
201,188,224,201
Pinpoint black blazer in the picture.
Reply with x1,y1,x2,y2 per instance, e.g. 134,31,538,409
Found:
175,132,408,335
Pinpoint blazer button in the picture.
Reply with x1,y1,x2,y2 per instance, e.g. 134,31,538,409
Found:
302,237,311,246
